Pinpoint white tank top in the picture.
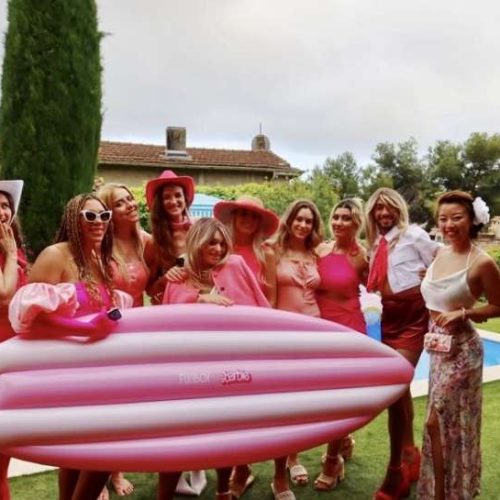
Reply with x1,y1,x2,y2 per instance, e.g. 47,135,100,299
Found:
420,247,480,313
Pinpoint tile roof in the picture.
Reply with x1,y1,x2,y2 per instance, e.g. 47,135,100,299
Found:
99,141,301,175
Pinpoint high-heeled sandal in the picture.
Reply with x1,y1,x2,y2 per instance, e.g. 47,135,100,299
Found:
314,454,345,491
373,465,410,500
402,445,421,483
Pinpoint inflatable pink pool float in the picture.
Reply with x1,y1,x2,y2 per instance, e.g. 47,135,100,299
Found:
0,304,413,471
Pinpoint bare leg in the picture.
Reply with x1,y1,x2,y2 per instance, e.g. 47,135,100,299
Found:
314,440,344,491
229,464,253,497
272,457,290,494
58,469,80,500
72,471,111,500
427,408,445,500
158,472,182,500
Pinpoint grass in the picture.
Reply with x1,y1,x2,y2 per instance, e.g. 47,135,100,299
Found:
476,317,500,334
9,381,500,499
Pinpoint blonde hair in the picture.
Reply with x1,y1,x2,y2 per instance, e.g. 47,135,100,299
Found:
365,188,409,248
185,218,232,289
271,199,323,257
96,183,146,279
227,207,267,277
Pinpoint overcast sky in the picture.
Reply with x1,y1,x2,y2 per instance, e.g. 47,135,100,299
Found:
1,0,499,173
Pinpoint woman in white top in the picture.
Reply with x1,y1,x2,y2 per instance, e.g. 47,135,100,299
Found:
419,191,500,500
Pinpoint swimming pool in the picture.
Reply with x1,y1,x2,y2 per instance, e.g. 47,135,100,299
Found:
414,336,500,381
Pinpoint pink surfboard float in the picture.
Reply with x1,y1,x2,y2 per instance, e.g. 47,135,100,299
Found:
0,304,413,471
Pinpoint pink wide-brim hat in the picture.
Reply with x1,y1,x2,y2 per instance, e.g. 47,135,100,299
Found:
145,170,195,210
214,196,280,237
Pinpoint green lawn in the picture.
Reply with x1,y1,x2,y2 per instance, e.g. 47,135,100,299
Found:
9,381,500,499
477,317,500,334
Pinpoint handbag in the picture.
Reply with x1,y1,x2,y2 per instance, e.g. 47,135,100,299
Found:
423,332,456,354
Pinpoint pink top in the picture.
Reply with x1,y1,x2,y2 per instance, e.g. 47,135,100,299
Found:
276,258,320,317
316,253,365,333
233,244,261,278
163,254,270,307
74,282,113,316
111,260,149,307
0,249,28,342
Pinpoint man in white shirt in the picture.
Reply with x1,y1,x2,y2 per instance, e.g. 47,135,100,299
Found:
365,187,438,499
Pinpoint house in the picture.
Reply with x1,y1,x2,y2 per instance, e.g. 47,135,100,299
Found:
97,127,302,187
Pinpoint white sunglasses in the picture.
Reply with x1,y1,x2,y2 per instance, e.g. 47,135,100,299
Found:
80,210,112,223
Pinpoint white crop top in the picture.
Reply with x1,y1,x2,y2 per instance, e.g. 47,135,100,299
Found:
420,248,480,313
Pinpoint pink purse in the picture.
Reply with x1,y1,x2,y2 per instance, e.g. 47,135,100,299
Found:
424,332,456,354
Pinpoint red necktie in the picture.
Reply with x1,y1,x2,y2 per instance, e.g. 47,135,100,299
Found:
367,236,388,293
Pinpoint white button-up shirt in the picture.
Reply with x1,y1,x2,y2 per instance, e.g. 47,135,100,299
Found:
371,225,439,294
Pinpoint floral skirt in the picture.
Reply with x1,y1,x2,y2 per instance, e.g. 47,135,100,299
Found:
417,322,483,499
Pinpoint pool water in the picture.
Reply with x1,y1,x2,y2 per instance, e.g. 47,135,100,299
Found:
414,338,500,381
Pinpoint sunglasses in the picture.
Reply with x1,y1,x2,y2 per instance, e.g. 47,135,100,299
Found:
80,210,112,223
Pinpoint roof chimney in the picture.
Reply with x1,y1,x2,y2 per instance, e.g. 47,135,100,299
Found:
166,126,190,158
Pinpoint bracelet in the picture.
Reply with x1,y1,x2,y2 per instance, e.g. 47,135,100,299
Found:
461,307,467,321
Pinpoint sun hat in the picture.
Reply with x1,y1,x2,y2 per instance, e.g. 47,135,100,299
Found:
145,170,195,210
214,196,280,237
0,180,24,216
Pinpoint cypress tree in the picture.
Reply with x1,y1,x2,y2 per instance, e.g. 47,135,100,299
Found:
0,0,102,256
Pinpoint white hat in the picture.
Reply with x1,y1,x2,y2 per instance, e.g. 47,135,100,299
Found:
0,180,24,215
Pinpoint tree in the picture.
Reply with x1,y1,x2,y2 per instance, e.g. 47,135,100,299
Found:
311,152,361,200
428,133,500,214
370,138,432,223
0,0,103,256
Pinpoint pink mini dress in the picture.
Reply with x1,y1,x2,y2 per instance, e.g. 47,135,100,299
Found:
111,260,149,307
276,258,320,317
316,253,365,333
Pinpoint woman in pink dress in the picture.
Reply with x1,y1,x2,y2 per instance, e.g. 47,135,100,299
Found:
159,218,269,500
0,180,28,500
12,193,132,500
213,195,279,497
96,183,151,499
268,199,323,500
144,170,195,304
313,198,368,491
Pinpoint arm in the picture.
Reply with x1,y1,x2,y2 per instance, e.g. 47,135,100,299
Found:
0,223,19,304
28,245,66,284
262,243,277,307
413,226,439,267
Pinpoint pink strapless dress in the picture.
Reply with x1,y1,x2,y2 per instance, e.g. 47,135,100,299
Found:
111,260,149,307
276,258,320,317
316,253,365,333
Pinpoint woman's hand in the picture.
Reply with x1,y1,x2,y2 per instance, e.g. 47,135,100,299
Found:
197,293,234,306
0,223,17,257
165,265,187,283
433,309,463,328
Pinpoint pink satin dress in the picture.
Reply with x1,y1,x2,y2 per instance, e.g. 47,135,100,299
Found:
316,253,366,333
111,260,149,307
276,258,320,317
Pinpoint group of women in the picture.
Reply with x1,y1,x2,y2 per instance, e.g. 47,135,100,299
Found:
1,171,499,500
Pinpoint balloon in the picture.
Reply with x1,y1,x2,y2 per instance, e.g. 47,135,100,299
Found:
0,304,413,471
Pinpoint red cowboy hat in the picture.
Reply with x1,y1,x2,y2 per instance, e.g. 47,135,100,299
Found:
214,196,279,237
145,170,195,210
